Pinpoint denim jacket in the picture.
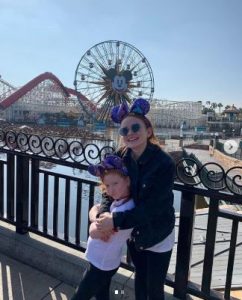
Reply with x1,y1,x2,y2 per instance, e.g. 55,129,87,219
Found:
99,143,175,250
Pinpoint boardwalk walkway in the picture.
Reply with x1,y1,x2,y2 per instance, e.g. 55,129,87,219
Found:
170,208,242,289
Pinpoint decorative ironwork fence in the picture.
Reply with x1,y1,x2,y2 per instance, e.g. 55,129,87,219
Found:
0,130,241,299
179,150,242,196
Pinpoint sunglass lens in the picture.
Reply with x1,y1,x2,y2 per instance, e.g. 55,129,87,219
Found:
132,123,141,133
119,127,129,136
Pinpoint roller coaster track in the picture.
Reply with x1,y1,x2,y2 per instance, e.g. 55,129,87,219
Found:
150,99,203,121
0,77,17,100
0,73,96,115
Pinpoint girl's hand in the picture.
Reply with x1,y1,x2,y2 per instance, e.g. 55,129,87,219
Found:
89,204,101,223
89,222,114,242
99,230,114,242
96,212,114,231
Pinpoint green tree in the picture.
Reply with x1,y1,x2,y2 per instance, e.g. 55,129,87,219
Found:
202,106,213,114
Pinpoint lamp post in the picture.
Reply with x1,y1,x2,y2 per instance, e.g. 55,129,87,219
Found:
209,132,215,156
179,121,184,147
222,129,226,139
215,132,219,148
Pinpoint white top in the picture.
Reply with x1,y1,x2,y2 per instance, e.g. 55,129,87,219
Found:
145,228,175,252
85,198,135,271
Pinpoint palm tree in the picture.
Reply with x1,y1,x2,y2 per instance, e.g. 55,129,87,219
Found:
202,105,209,114
217,103,223,114
211,102,218,111
206,101,211,107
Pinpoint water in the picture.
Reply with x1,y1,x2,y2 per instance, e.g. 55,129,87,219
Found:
37,164,102,243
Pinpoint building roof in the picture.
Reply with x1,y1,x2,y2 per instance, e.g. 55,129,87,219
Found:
223,105,239,114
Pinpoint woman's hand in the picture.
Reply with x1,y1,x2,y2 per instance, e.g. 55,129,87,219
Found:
89,222,114,242
96,212,114,231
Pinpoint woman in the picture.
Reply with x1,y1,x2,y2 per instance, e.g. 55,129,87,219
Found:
93,98,175,300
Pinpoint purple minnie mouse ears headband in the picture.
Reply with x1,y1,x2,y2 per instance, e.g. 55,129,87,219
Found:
111,98,150,124
88,155,128,178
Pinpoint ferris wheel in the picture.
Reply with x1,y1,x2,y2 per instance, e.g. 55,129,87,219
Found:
74,40,154,121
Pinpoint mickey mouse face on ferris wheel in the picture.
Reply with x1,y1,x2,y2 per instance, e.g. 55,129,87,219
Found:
107,69,132,94
112,75,127,93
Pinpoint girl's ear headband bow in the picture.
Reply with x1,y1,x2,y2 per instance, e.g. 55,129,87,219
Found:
111,98,150,124
88,155,128,177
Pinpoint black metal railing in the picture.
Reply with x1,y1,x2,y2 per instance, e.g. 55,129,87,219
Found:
0,130,242,300
171,183,242,300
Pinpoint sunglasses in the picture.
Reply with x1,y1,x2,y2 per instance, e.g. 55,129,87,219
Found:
118,123,141,136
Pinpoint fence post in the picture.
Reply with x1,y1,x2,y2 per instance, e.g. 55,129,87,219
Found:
30,158,39,229
0,161,4,218
201,197,219,295
16,155,29,234
174,190,196,299
7,153,15,221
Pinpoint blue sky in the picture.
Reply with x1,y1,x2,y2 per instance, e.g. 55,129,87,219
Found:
1,0,242,107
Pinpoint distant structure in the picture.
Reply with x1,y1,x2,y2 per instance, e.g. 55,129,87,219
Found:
0,73,96,125
148,99,203,129
207,104,242,135
0,75,17,100
74,40,155,122
222,105,240,122
1,74,204,130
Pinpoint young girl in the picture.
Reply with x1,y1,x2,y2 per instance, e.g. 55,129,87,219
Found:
71,155,135,300
94,98,176,300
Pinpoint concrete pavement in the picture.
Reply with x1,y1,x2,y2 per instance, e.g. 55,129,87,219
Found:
0,251,180,300
0,252,75,300
0,220,180,300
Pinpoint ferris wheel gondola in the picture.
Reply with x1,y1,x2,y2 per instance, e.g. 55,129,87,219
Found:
74,40,154,122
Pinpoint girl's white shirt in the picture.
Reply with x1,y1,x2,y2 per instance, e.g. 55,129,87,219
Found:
85,198,135,271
